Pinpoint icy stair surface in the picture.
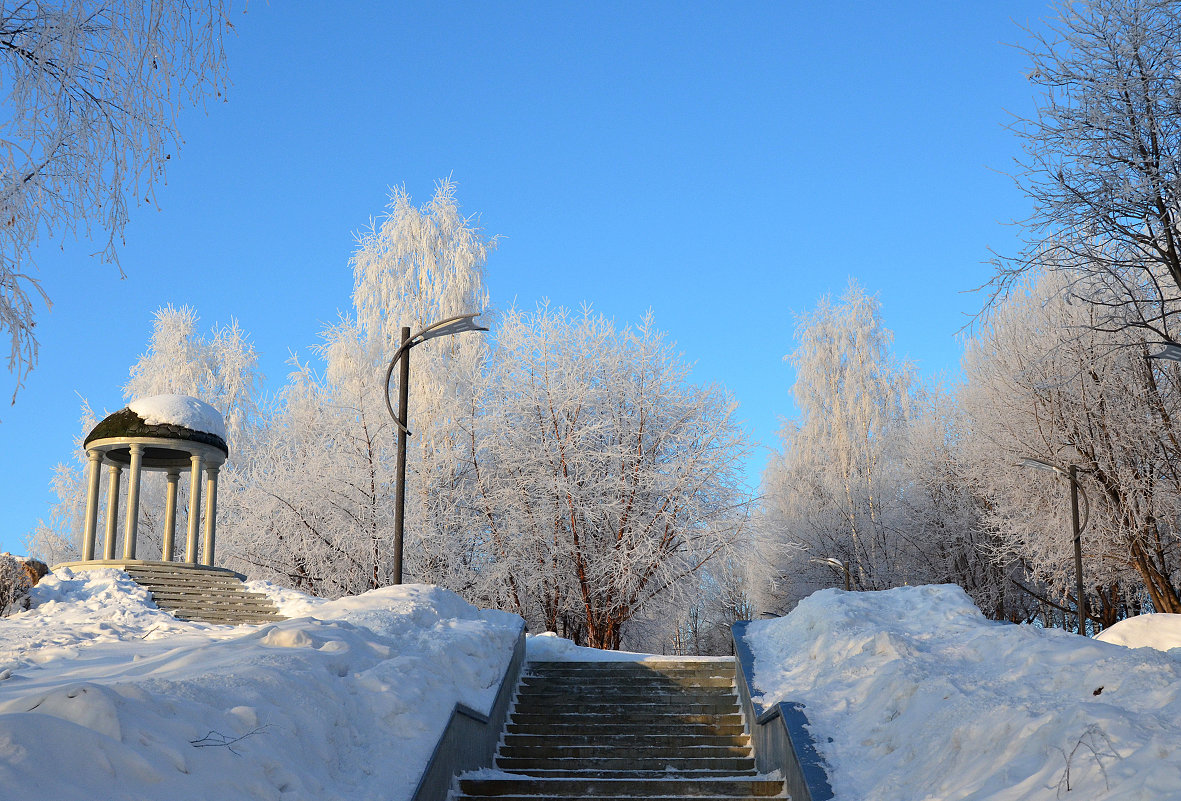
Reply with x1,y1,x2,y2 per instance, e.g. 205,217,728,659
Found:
123,563,284,625
454,658,785,800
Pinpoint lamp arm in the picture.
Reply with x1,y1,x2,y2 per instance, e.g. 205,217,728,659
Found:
383,342,414,437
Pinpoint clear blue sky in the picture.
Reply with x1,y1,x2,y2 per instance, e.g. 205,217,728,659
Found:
1,1,1046,554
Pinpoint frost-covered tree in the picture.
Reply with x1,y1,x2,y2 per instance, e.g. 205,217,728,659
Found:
124,305,260,441
761,281,915,605
758,282,1017,617
468,304,751,649
989,0,1181,348
1,1,232,398
963,271,1181,619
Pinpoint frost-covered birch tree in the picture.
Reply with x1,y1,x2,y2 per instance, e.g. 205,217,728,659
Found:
760,281,915,604
468,304,751,650
989,0,1181,348
1,1,232,398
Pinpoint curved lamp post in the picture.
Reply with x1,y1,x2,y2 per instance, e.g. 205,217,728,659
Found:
1021,457,1090,634
384,313,488,584
810,557,852,591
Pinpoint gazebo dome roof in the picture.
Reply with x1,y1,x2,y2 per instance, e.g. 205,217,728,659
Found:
84,395,228,461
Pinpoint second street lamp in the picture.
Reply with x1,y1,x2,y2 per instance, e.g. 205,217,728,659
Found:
383,313,488,585
1021,457,1090,635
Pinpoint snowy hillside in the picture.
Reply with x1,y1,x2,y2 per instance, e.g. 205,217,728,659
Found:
746,585,1181,800
0,569,522,801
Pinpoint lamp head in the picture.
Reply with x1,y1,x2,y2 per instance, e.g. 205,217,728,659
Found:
417,313,489,343
1149,342,1181,362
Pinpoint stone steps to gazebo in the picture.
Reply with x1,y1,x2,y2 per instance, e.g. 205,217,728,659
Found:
122,562,284,626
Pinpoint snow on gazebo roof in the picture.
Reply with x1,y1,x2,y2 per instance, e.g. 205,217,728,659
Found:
84,394,228,456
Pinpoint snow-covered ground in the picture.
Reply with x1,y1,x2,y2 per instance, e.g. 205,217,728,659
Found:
745,585,1181,801
0,568,522,801
6,572,1180,801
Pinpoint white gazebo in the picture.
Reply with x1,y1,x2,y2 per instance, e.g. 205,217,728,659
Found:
58,394,230,570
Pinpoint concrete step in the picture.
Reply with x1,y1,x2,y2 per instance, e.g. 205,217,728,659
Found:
494,768,760,779
526,662,735,676
146,593,275,604
459,777,782,797
170,608,280,621
514,704,736,713
516,692,739,706
123,574,243,585
507,718,736,732
501,733,750,749
497,744,753,760
505,721,746,737
495,756,756,772
456,797,775,801
520,675,736,689
168,606,280,618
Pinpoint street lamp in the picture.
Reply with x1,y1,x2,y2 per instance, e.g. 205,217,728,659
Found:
810,557,852,591
1148,342,1181,362
383,313,488,584
1020,457,1090,634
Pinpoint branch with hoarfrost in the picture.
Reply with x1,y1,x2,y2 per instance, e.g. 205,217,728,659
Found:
986,0,1181,347
0,1,232,400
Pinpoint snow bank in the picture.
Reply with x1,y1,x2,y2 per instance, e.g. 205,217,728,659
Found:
1095,613,1181,653
0,570,522,801
745,585,1181,801
128,394,227,440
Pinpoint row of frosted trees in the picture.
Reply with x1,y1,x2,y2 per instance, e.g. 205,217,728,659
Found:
758,276,1181,630
32,181,754,652
33,185,1181,642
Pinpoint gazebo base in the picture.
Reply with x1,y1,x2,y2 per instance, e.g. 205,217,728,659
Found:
52,559,281,625
54,559,246,581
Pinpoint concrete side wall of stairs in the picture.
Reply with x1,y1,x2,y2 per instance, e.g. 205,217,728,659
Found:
411,626,528,801
731,621,834,801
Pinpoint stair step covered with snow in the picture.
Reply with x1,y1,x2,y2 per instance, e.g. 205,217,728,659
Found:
454,658,784,800
122,563,284,625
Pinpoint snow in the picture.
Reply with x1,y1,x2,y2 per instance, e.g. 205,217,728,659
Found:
1095,613,1181,653
128,394,227,441
745,584,1181,801
0,569,523,801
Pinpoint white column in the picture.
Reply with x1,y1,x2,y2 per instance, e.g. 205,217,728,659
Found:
81,449,103,561
102,464,122,560
162,469,180,561
122,444,144,560
201,466,220,566
185,452,204,564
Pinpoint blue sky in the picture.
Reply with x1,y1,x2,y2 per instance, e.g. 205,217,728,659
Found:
1,2,1045,554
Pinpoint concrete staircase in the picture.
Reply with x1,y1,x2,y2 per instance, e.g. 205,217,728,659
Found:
454,659,785,800
123,563,283,625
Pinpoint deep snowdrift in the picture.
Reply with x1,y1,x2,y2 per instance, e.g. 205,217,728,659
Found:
0,569,522,801
1095,612,1181,653
745,585,1181,801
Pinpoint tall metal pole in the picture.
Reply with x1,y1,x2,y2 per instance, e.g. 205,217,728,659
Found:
392,326,411,585
1069,465,1088,635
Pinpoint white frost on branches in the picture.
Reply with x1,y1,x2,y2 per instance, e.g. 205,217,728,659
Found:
469,304,752,649
0,0,231,399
